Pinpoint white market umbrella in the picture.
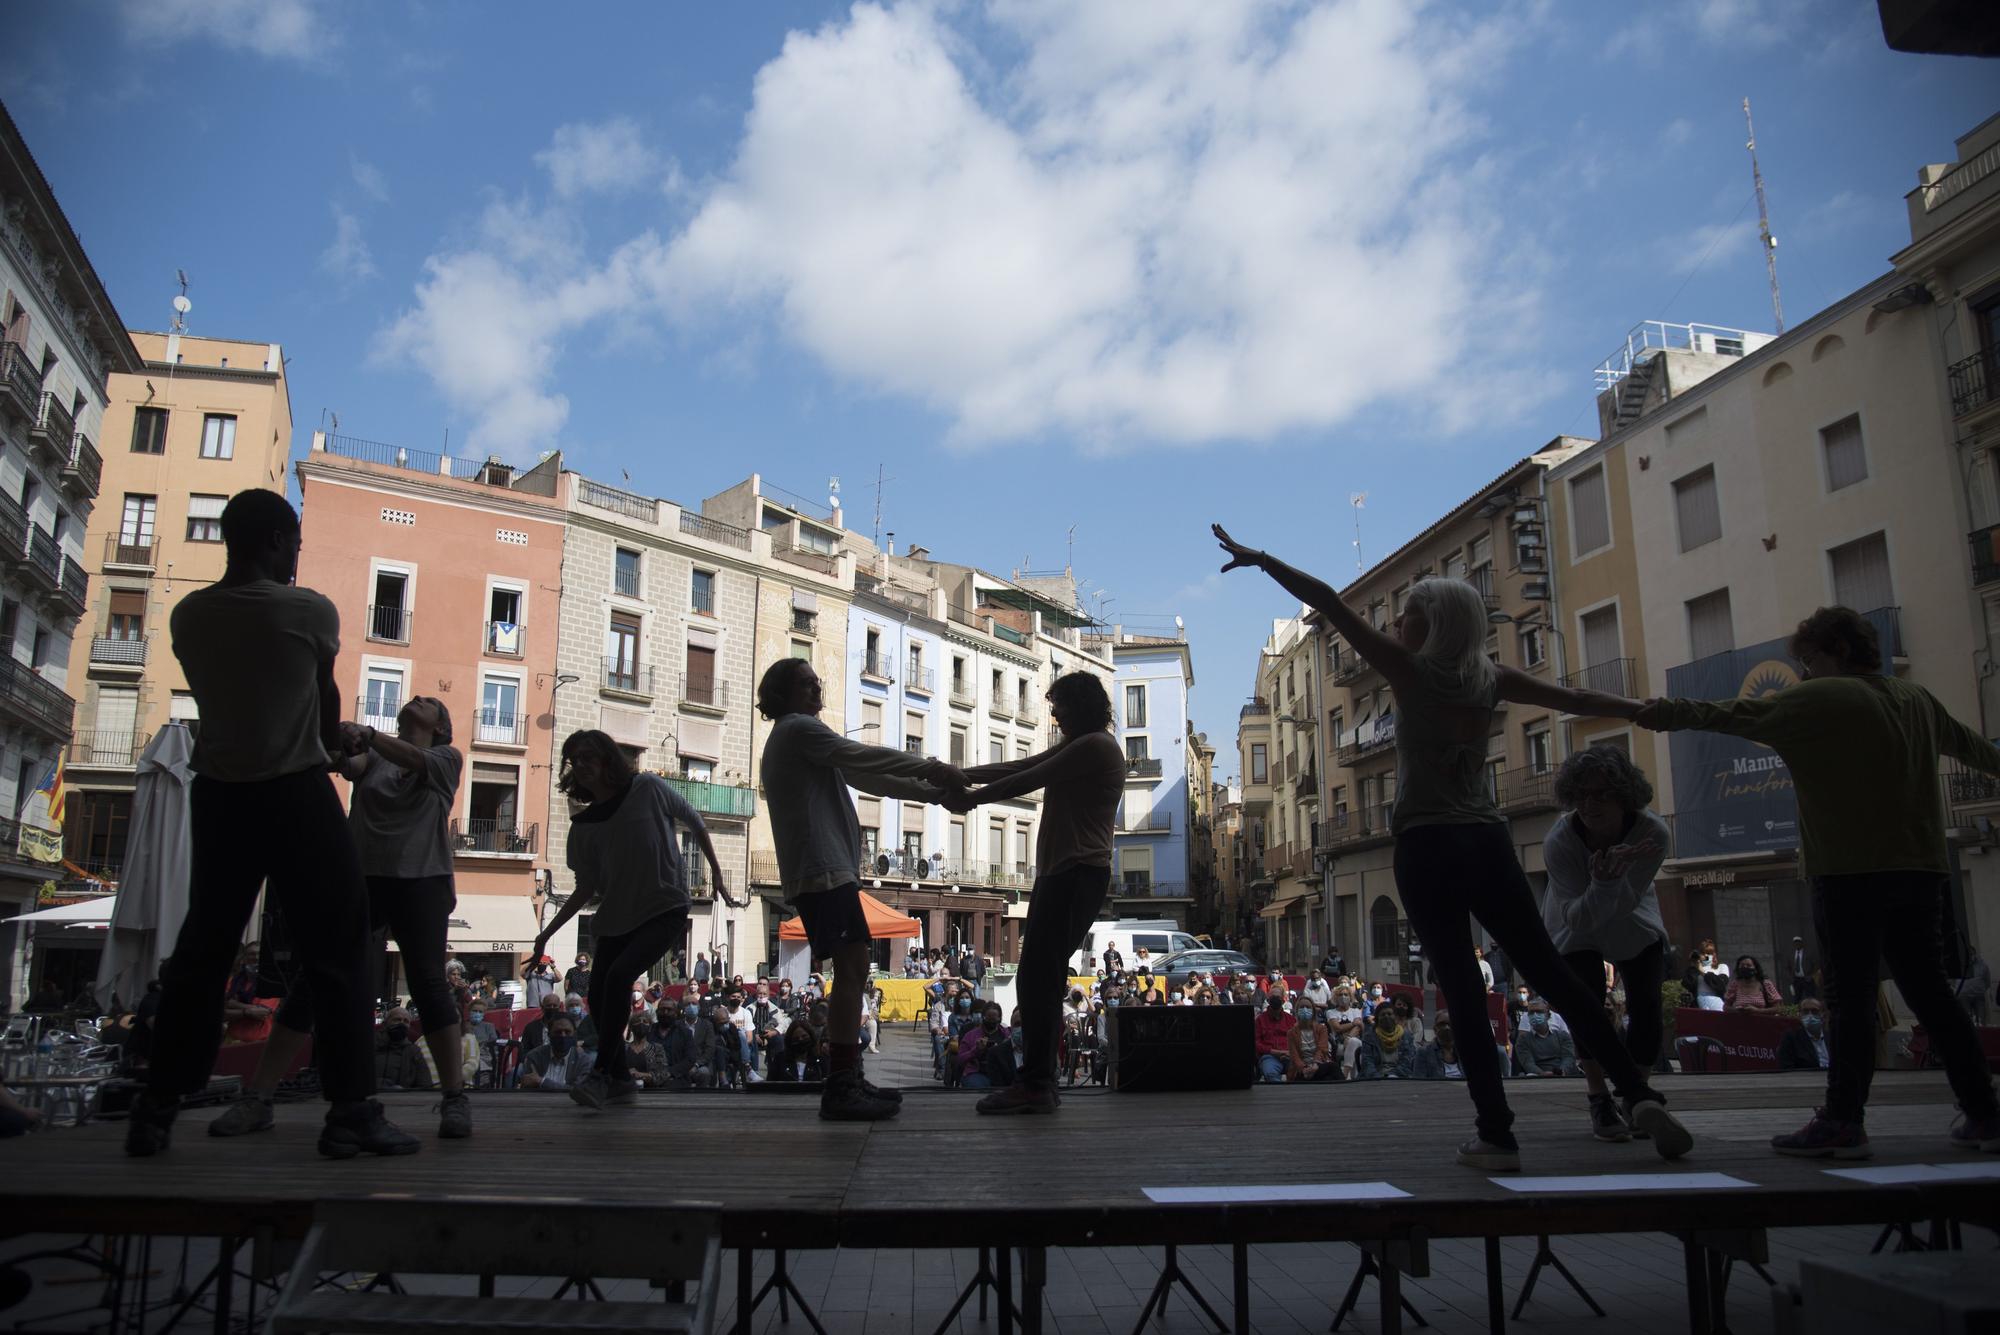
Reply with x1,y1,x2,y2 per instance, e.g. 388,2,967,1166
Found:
3,898,115,926
94,724,193,1010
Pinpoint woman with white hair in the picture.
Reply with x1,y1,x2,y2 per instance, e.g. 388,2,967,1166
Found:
1214,525,1692,1171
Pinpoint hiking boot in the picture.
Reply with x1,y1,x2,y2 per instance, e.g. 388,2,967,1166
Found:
860,1076,903,1104
1588,1092,1632,1143
569,1072,612,1110
1948,1109,2000,1153
318,1100,421,1160
976,1083,1058,1115
819,1068,899,1122
437,1091,472,1139
1772,1109,1871,1160
1457,1134,1521,1173
1628,1098,1694,1160
124,1092,178,1158
209,1095,276,1138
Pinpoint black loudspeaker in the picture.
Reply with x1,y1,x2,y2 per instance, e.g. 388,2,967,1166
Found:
1107,1004,1254,1092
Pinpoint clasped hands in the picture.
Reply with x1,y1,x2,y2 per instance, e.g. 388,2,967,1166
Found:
334,720,376,757
916,759,986,814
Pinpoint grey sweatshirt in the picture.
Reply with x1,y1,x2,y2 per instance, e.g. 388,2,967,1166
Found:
567,774,704,936
760,713,943,896
1538,808,1671,960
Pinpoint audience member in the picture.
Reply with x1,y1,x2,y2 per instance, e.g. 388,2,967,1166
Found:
1390,995,1426,1045
959,1003,1016,1089
1359,1005,1416,1079
1302,970,1334,1008
1685,941,1731,1011
1512,1002,1579,1077
1288,1000,1338,1082
520,1016,589,1090
1778,998,1832,1071
1254,993,1293,1083
1326,986,1366,1078
1725,956,1785,1016
1783,935,1818,1005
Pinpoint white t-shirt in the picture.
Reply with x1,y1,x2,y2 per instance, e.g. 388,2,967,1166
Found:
1327,1006,1364,1033
172,580,339,782
1303,981,1334,1007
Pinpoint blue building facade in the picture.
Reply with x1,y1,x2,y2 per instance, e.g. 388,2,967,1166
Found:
1109,632,1195,925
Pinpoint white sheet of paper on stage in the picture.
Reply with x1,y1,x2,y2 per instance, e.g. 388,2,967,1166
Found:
1824,1162,2000,1185
1143,1183,1411,1203
1493,1173,1755,1193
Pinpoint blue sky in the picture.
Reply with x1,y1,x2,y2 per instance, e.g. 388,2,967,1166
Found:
2,1,1992,769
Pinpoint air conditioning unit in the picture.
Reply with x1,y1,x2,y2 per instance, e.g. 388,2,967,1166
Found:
1511,506,1541,526
874,853,895,876
1522,581,1551,601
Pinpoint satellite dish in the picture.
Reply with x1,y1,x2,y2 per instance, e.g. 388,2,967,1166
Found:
1174,615,1184,631
171,295,191,314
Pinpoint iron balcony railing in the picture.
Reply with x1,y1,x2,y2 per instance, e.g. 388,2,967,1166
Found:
1336,715,1397,765
1971,525,2000,586
1945,757,2000,809
1126,756,1164,779
1562,658,1634,696
1952,349,1996,419
989,692,1014,719
750,852,783,884
678,510,751,551
30,392,75,458
25,526,59,588
1119,810,1171,833
1498,765,1557,813
861,651,895,682
774,544,837,576
577,478,657,523
105,533,156,569
615,564,643,599
1866,605,1905,659
1333,654,1372,685
89,634,147,668
1015,701,1040,727
63,432,101,498
680,678,727,710
602,657,654,697
0,655,76,738
790,609,818,635
319,432,495,481
906,664,936,694
356,694,401,733
452,819,539,855
1467,564,1499,608
68,729,150,768
662,776,756,819
0,490,25,563
473,707,528,746
950,680,976,707
1240,699,1272,718
0,341,38,416
486,620,525,657
367,604,411,644
58,556,87,615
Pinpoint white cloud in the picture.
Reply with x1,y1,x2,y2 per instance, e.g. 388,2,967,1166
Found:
1660,117,1694,149
1664,212,1757,276
534,118,666,197
319,207,375,282
350,155,389,203
386,0,1550,455
121,0,332,62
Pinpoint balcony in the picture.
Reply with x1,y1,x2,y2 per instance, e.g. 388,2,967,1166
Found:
89,633,148,670
1015,702,1040,728
662,775,756,820
0,656,76,739
104,533,156,570
989,692,1014,719
57,556,87,619
486,620,525,657
1497,765,1556,814
774,544,837,576
602,658,655,700
23,526,59,591
1950,349,1995,420
615,565,642,599
0,491,24,565
0,341,38,419
1240,699,1272,719
1945,757,2000,811
1126,756,1164,780
1865,605,1906,660
906,664,937,695
860,651,895,684
29,393,75,463
1562,658,1634,696
577,477,658,524
678,510,751,551
750,852,783,884
1113,879,1187,900
68,729,150,769
1467,564,1500,608
1333,654,1372,685
1336,715,1397,765
1118,810,1172,834
62,432,101,499
356,694,401,733
472,707,528,748
950,680,976,708
680,679,728,713
790,608,818,636
452,819,539,857
367,604,411,645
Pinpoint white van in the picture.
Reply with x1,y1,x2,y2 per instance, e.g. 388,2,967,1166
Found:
1068,921,1202,973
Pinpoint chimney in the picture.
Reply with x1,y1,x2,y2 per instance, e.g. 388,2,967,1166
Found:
886,530,896,557
908,544,930,561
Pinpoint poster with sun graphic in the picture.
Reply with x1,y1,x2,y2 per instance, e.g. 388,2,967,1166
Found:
1664,635,1803,859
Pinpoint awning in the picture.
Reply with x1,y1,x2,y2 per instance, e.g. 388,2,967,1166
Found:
388,892,540,954
600,703,648,748
5,898,115,926
1257,893,1321,919
677,717,722,762
792,589,819,613
780,891,920,940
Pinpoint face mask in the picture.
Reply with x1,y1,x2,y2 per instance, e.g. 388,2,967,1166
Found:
1517,992,1530,1003
957,999,971,1010
568,1005,584,1018
982,1016,998,1030
1377,1015,1396,1031
1299,1008,1316,1021
1530,1014,1550,1031
1802,1015,1824,1034
386,1024,409,1043
633,992,644,1002
469,1012,485,1025
552,1034,574,1054
1267,1000,1284,1013
1370,988,1383,999
1171,994,1183,1002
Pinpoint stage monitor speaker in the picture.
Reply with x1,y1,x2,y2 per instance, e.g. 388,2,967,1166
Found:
1107,1003,1253,1092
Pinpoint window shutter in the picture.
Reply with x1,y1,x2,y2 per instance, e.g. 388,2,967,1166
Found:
1569,468,1610,555
1821,416,1867,491
1829,533,1893,612
1673,467,1721,552
1686,589,1734,660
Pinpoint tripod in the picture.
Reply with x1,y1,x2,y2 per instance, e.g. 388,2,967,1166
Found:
1330,1247,1426,1332
1512,1235,1603,1319
931,1246,1020,1335
1130,1246,1228,1335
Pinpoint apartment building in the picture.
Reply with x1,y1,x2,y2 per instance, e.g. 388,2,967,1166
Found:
1314,439,1590,983
1093,622,1196,927
1248,614,1323,969
294,432,566,990
1186,727,1218,935
1209,779,1246,944
64,331,290,881
0,104,140,1004
1234,696,1273,954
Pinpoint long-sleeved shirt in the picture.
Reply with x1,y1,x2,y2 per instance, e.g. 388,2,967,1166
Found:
567,774,706,936
1254,1009,1294,1057
1511,1026,1577,1076
760,713,943,894
1539,809,1671,959
1653,674,2000,876
961,732,1125,876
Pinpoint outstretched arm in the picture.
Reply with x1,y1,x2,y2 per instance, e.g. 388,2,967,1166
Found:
958,735,1111,806
793,717,963,795
1496,664,1640,721
963,739,1065,785
1933,692,2000,777
1212,525,1414,689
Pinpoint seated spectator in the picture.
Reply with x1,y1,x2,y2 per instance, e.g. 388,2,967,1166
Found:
1302,969,1334,1009
563,993,598,1051
374,1007,434,1091
1777,998,1832,1071
1414,1017,1466,1079
1389,995,1426,1045
1361,981,1386,1019
1229,979,1258,1006
220,944,281,1044
1684,941,1731,1012
1358,1006,1416,1079
929,986,953,1076
1512,1001,1579,1077
769,1018,826,1082
1263,972,1291,1011
775,978,800,1014
860,986,883,1054
656,1000,697,1084
466,1004,500,1086
1506,983,1533,1032
1724,955,1784,1016
1254,994,1294,1083
959,1003,1016,1089
1325,986,1366,1078
694,1000,748,1089
520,1015,590,1090
626,1019,673,1088
721,988,765,1084
1288,1001,1339,1082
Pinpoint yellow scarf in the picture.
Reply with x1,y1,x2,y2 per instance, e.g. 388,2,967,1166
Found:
1375,1021,1405,1054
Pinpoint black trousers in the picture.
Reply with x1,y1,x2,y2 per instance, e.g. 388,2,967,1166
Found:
150,771,375,1104
1395,823,1661,1141
1561,940,1666,1068
1816,872,1997,1123
1018,864,1110,1089
276,874,459,1036
590,910,688,1080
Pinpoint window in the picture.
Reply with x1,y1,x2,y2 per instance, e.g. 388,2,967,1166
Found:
486,587,524,656
1328,709,1344,747
901,824,924,869
1125,735,1150,762
119,494,156,552
1014,828,1030,875
1672,466,1722,552
478,676,522,744
684,640,718,706
951,656,967,692
185,494,225,543
798,525,835,555
860,699,883,742
989,823,1006,870
199,414,236,460
1249,743,1268,784
615,548,642,599
1821,415,1867,491
789,639,811,660
949,728,967,768
1121,847,1153,893
369,570,409,643
1370,896,1400,958
681,758,713,783
1686,589,1735,660
991,667,1003,700
988,734,1005,764
130,406,167,454
107,589,145,642
605,612,641,690
362,670,404,731
1579,605,1622,688
1569,466,1611,556
688,568,713,613
465,762,521,850
904,710,926,757
1125,684,1147,727
1525,726,1552,774
1829,531,1893,612
1519,624,1546,668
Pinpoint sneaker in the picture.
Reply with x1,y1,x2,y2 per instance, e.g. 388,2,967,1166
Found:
819,1068,899,1122
437,1091,472,1139
859,1076,903,1104
745,1069,765,1084
1628,1098,1694,1160
1457,1134,1521,1172
209,1095,276,1138
1588,1093,1632,1143
1948,1110,2000,1153
1622,1097,1652,1140
124,1092,178,1158
568,1072,612,1110
606,1081,640,1107
976,1083,1058,1115
1771,1109,1871,1160
318,1100,422,1160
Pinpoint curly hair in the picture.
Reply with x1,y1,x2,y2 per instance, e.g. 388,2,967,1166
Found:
557,729,636,802
1788,606,1882,673
1048,670,1112,733
756,657,815,721
1552,743,1655,812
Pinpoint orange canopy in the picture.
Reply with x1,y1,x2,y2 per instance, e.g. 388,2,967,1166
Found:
778,890,921,940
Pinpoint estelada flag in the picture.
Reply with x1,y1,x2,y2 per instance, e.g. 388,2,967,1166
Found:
34,755,64,828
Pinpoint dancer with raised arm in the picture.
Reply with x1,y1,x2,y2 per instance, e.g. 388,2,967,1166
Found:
757,658,963,1121
1213,524,1692,1169
1639,606,2000,1157
944,671,1124,1115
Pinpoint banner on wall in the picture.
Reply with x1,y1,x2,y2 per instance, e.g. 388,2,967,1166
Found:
1664,634,1802,860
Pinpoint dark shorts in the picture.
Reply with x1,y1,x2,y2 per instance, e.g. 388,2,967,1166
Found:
791,884,871,959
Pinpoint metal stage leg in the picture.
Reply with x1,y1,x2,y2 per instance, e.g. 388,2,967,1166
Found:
551,1276,606,1300
1483,1237,1505,1335
741,1249,825,1334
1511,1234,1604,1320
1129,1244,1228,1335
1330,1246,1426,1333
737,1248,753,1335
998,1244,1013,1335
1681,1238,1712,1335
931,1245,1020,1335
1021,1247,1046,1335
1233,1242,1251,1335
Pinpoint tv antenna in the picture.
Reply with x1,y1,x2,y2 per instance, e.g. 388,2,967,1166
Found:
828,474,841,515
1066,524,1076,574
870,464,898,548
171,269,191,335
1350,493,1368,573
1743,97,1783,334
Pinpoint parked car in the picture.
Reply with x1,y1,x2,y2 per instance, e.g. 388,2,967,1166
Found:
1147,949,1263,994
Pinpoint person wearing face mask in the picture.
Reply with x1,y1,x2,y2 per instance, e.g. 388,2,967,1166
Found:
1512,1002,1579,1077
1778,999,1832,1071
654,1002,697,1086
1390,996,1426,1046
1363,983,1387,1020
373,1008,433,1091
1303,970,1334,1009
520,1016,590,1090
1725,956,1785,1017
521,995,563,1057
1254,994,1295,1083
561,993,597,1053
959,1004,1016,1090
1683,940,1732,1012
928,985,954,1079
1359,1005,1418,1079
1325,990,1365,1077
1288,1002,1337,1082
1415,1018,1465,1080
523,954,561,1010
465,1005,499,1088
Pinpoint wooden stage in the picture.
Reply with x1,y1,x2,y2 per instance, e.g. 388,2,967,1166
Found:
3,1070,1997,1335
